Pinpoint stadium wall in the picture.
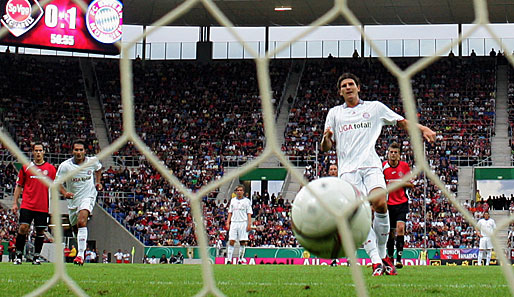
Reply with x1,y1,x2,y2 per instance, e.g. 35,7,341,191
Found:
88,204,145,263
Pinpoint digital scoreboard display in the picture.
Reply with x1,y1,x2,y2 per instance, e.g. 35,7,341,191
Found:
0,0,122,54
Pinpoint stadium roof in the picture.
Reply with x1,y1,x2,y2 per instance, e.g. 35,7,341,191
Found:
123,0,514,27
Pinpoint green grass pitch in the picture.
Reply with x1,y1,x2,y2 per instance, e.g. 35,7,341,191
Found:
0,263,510,296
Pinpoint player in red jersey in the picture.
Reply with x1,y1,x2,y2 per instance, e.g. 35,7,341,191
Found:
12,142,57,265
382,142,414,269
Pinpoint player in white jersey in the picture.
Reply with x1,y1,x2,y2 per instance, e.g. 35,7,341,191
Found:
476,211,496,265
322,73,436,276
57,139,102,266
225,185,253,264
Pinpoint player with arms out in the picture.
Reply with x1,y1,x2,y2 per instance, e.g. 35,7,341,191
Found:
56,139,102,266
383,142,414,269
12,142,56,265
225,185,253,264
476,211,496,266
321,73,436,276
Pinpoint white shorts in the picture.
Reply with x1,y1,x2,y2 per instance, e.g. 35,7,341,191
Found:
479,237,493,250
229,222,249,241
340,167,386,195
68,197,96,226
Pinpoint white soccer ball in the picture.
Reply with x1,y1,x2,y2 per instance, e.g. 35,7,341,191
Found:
291,177,372,259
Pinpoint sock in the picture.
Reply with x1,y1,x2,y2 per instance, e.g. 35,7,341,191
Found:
363,229,382,264
227,245,234,261
386,231,395,258
77,227,88,258
15,233,27,258
396,235,404,262
477,250,483,265
373,212,390,259
486,250,491,266
34,234,45,257
238,245,245,259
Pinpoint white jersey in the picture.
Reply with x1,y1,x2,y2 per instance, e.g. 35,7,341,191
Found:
228,197,253,222
324,100,404,175
477,218,496,237
114,252,123,260
56,157,102,208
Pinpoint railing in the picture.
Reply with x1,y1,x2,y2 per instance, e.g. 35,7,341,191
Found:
1,151,73,165
4,37,513,60
113,155,142,167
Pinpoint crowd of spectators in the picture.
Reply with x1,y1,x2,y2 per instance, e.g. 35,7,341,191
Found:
94,59,288,164
0,206,17,242
0,54,503,251
91,59,291,245
0,162,17,195
0,54,99,156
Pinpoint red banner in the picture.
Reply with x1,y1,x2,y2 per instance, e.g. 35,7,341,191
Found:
215,257,428,266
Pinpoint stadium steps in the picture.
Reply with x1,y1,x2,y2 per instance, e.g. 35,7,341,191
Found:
489,210,510,249
283,167,305,201
491,64,510,166
79,58,116,169
260,59,306,168
217,167,239,201
457,166,473,203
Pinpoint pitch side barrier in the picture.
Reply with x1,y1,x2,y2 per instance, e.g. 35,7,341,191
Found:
142,246,508,266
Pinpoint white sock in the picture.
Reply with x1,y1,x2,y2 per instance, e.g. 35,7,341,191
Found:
477,250,483,265
486,250,491,265
373,212,390,259
239,245,245,259
363,229,382,264
77,227,88,258
227,245,234,261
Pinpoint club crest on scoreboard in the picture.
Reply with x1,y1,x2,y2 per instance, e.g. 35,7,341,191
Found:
86,0,122,44
1,0,44,37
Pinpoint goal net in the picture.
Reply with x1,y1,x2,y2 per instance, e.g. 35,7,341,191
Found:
1,0,513,296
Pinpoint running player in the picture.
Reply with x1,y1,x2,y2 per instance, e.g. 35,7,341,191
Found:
56,139,102,266
322,72,435,276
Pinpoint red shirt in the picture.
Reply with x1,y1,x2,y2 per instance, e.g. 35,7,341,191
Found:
382,160,411,205
17,162,57,213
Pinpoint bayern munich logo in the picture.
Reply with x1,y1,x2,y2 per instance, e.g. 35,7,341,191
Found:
86,0,123,44
1,0,43,37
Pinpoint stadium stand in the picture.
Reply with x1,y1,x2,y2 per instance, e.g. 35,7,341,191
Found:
92,59,290,245
0,53,498,250
0,54,100,158
0,206,18,242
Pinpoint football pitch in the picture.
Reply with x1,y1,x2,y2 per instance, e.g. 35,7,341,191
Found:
0,263,510,297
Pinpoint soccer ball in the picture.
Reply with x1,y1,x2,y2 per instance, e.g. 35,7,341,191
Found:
291,177,371,259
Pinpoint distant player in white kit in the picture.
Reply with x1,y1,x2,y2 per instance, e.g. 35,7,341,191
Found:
476,211,496,266
225,185,253,264
322,73,436,276
57,139,102,266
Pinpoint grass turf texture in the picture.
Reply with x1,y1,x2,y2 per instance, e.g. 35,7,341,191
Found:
0,263,510,296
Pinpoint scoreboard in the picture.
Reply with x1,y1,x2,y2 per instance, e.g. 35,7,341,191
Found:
0,0,122,54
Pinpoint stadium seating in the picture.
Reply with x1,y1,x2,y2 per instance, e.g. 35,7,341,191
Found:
0,53,497,250
92,59,290,245
0,54,100,156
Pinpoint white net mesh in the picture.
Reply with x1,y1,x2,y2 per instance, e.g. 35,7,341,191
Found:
1,0,514,296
